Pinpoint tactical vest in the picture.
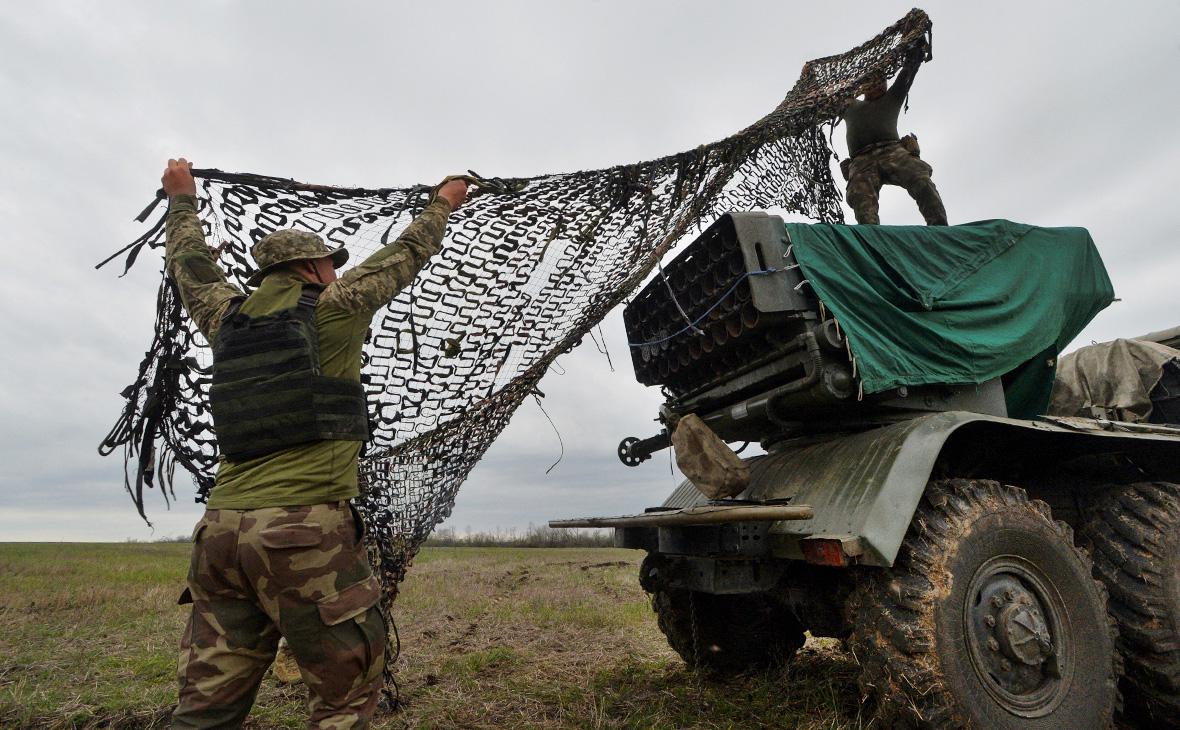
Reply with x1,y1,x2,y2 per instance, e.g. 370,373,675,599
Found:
209,284,370,461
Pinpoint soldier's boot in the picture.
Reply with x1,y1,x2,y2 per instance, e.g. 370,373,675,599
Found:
272,637,303,684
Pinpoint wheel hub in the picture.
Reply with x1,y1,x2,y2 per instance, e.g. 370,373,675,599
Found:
965,558,1070,717
996,594,1052,666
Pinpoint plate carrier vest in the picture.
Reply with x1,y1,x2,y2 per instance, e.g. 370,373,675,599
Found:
209,284,370,461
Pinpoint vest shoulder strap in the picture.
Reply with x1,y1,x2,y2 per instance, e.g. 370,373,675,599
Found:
220,283,323,328
297,283,325,311
220,296,248,328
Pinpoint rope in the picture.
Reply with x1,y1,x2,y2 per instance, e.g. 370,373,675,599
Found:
533,392,565,475
658,260,705,337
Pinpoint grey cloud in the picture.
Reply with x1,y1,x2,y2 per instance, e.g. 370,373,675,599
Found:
2,1,1177,540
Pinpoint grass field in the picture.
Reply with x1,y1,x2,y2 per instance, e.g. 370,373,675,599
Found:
0,543,861,729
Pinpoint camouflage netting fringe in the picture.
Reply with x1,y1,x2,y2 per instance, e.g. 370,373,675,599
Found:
100,10,931,598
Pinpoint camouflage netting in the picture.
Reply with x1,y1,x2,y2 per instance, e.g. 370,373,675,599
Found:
100,10,932,598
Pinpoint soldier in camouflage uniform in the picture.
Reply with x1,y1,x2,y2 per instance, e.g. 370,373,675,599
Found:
161,158,469,729
831,44,948,226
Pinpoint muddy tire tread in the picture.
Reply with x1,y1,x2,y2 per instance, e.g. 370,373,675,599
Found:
847,478,1118,728
650,588,804,675
1084,481,1180,723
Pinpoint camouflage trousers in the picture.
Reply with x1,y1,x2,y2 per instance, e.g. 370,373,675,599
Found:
172,501,386,730
845,139,948,226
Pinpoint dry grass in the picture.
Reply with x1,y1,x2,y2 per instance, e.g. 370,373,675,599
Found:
423,525,614,548
0,544,863,729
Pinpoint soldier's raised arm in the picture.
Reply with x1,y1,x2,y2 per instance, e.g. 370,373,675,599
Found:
161,159,243,339
889,44,926,99
321,177,469,313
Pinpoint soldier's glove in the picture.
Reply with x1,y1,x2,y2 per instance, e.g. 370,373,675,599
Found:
906,40,930,63
427,171,528,207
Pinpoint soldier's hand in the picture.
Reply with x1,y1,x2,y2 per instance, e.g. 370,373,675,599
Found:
436,178,469,210
162,158,197,197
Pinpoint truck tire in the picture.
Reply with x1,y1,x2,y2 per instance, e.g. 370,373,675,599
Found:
650,588,804,674
846,478,1117,728
1082,481,1180,728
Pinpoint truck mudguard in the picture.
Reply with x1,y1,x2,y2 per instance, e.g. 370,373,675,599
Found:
661,411,1180,566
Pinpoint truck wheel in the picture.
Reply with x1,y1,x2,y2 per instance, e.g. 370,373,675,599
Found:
1083,481,1180,728
846,478,1117,728
650,588,804,674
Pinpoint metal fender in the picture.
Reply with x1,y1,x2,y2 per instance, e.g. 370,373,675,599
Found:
660,410,1180,566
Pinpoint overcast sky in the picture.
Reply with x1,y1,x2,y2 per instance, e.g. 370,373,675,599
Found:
1,1,1177,541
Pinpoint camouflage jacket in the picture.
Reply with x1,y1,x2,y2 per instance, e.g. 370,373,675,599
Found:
164,193,452,508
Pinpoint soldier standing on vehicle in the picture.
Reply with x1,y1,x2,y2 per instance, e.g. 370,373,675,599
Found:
161,158,468,729
821,45,948,226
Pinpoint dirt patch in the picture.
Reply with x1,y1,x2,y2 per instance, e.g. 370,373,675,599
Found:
578,561,631,570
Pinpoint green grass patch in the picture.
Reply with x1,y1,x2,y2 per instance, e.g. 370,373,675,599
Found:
0,543,859,729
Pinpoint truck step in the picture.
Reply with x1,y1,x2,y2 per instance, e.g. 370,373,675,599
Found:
549,503,813,529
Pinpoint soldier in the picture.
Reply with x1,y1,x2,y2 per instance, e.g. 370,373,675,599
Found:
161,158,468,729
831,45,948,226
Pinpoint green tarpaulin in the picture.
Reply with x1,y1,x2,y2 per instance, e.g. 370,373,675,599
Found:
787,220,1115,418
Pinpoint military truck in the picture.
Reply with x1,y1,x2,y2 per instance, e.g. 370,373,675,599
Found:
552,214,1180,728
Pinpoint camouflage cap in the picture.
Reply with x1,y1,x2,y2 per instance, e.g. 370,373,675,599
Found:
247,229,349,286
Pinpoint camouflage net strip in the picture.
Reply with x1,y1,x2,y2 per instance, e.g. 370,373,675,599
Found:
100,10,931,598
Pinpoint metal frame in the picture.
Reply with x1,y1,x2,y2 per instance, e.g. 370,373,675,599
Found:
651,411,1180,567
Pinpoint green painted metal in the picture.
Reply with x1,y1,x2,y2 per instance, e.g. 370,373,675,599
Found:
662,411,1180,566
